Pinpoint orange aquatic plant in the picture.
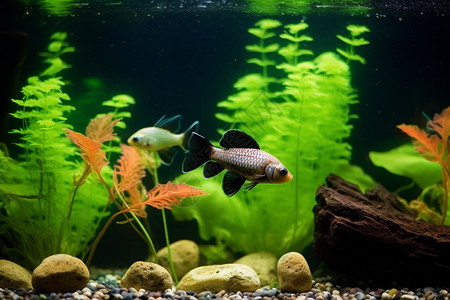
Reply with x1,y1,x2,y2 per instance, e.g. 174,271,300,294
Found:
86,180,207,266
397,106,450,225
113,144,147,215
65,114,119,185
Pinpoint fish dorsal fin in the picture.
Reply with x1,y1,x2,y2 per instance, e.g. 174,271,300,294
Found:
219,130,260,149
222,171,246,197
154,115,182,132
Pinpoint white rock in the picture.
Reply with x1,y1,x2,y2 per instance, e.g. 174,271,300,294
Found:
177,263,260,293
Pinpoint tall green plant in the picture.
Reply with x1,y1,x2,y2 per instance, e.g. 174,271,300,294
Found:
0,33,125,269
173,19,373,257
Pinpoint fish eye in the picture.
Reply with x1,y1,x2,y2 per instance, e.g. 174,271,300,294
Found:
132,136,139,143
279,168,288,176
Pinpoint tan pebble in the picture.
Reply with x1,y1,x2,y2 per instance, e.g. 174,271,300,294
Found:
32,254,89,293
92,298,100,300
121,261,173,291
333,291,341,295
277,252,312,293
0,259,33,289
217,290,227,297
317,296,324,300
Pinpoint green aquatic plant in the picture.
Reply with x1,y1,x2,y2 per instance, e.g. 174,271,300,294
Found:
336,24,370,64
97,94,136,155
0,32,111,269
173,19,373,257
0,32,139,270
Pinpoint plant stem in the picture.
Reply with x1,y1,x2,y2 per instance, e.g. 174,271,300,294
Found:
161,208,178,284
150,152,178,284
113,178,158,262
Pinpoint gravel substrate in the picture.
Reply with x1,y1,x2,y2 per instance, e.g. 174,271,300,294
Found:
1,277,449,300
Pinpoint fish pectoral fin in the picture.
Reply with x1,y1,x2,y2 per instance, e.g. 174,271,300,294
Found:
222,171,246,197
154,115,182,133
244,182,258,191
158,148,177,165
203,161,224,178
219,130,260,149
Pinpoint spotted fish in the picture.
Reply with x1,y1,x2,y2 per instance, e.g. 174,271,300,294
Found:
182,130,293,196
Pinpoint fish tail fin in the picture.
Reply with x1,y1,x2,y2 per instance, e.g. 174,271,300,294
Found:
182,132,211,173
181,120,199,150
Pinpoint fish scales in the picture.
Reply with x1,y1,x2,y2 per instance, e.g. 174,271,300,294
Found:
211,147,275,179
183,130,292,196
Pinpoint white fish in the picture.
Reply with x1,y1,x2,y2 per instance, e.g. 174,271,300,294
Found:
128,115,198,165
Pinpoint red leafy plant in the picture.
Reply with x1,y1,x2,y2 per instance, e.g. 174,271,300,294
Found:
65,114,207,266
397,106,450,225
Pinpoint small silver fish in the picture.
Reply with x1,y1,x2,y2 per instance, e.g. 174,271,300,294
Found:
183,130,293,196
128,115,198,165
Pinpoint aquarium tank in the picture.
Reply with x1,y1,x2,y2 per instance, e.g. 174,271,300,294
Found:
0,0,449,280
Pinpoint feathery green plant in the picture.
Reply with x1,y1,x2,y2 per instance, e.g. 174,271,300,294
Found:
173,19,373,257
0,32,133,270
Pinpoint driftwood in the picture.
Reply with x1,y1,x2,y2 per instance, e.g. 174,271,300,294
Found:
313,174,450,286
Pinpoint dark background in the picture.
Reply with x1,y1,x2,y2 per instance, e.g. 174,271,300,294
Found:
1,0,449,267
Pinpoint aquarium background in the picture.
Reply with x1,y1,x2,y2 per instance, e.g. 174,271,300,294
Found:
1,0,449,268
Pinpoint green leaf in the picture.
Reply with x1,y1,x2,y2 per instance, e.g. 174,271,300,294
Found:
336,48,366,64
285,22,309,34
278,44,313,58
255,19,282,30
103,94,136,108
346,24,370,36
48,41,63,53
248,28,275,40
369,144,442,189
245,43,279,53
279,33,313,43
215,113,235,123
336,35,369,46
50,32,67,41
247,58,276,67
115,111,132,119
112,94,135,105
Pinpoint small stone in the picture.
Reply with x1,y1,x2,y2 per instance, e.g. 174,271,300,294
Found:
156,240,199,279
120,261,173,291
355,293,366,300
277,252,312,293
177,264,260,293
234,252,278,286
32,254,90,293
0,259,32,289
401,296,415,300
382,294,393,300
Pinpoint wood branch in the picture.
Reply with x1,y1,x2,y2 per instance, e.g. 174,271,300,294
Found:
313,174,450,286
